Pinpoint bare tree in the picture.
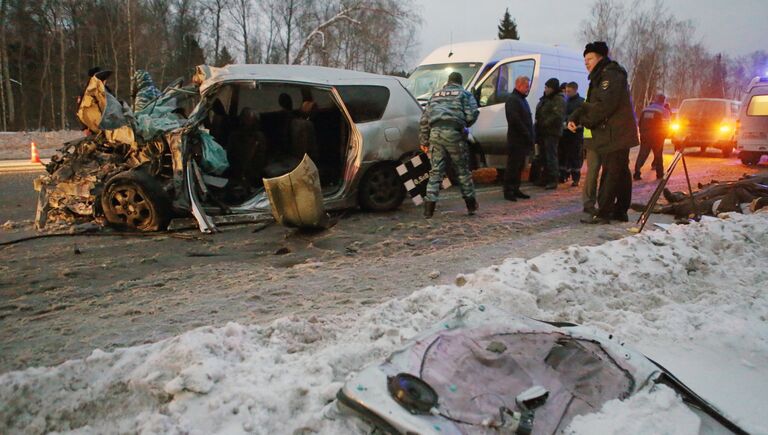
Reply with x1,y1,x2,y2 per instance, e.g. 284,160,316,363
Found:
229,0,253,63
0,0,13,129
579,0,625,57
202,0,229,63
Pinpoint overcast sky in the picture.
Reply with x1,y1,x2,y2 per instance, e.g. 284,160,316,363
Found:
411,0,768,68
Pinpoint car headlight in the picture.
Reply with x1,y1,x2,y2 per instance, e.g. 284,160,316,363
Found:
670,122,680,132
719,124,732,133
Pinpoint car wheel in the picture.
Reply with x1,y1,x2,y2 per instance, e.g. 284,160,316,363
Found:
740,152,761,166
358,163,406,212
721,146,733,158
101,169,172,231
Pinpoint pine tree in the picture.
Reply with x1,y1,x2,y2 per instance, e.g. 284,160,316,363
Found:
497,8,520,40
216,46,236,67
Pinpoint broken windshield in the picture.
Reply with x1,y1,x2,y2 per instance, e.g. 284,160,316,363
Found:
406,62,481,100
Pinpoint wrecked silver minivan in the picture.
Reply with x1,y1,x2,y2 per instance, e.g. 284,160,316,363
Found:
35,65,422,232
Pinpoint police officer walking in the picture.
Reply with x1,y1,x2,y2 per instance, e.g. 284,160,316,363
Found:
420,72,480,218
634,94,671,180
568,41,639,224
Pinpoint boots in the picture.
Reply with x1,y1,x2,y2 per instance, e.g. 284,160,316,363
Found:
424,201,436,219
465,197,478,215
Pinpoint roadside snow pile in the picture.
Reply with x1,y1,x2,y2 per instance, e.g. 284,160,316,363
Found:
1,212,767,434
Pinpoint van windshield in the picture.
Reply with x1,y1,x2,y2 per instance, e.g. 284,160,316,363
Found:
406,63,481,100
678,100,726,120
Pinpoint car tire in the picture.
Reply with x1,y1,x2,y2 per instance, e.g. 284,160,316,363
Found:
101,169,172,231
740,152,761,166
721,146,733,158
358,163,406,212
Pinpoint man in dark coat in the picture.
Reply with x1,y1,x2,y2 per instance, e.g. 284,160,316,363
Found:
568,41,639,224
634,93,671,180
534,77,566,190
560,82,585,186
503,75,534,201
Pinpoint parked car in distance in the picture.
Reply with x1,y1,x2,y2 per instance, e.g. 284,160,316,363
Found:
737,76,768,165
670,98,740,157
406,40,588,169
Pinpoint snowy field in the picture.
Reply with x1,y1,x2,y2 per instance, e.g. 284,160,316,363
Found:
1,211,766,434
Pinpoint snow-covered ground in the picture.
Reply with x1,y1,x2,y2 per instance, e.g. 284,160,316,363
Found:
1,211,767,434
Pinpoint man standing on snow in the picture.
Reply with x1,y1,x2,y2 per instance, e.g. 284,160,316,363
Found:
568,41,639,224
534,78,566,190
419,72,480,218
560,82,585,186
503,75,534,201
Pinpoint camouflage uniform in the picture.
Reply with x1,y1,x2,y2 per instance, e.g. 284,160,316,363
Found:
132,70,161,112
419,83,479,202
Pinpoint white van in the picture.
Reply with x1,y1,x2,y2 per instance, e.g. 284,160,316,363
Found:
406,40,588,167
737,76,768,165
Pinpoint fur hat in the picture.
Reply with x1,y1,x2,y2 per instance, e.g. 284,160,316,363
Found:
583,41,609,57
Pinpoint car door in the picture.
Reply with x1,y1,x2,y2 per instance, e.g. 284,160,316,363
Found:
470,55,539,157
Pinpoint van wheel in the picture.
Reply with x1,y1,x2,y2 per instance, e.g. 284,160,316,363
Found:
359,163,406,212
101,169,172,231
740,152,761,166
721,146,733,158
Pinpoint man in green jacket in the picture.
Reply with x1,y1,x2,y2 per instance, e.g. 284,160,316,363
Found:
568,41,639,224
534,78,566,190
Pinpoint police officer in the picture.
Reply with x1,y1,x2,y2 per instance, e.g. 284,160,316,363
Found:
634,93,671,180
568,41,639,224
419,72,480,218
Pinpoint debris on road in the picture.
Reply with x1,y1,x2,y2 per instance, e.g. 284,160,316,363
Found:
632,174,768,218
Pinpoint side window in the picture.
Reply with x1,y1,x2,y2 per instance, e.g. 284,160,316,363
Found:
747,95,768,116
336,85,390,123
476,59,535,107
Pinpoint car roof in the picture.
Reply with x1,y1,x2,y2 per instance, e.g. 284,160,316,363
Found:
196,64,399,94
418,39,582,66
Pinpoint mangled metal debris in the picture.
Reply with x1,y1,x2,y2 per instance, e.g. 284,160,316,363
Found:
632,174,768,218
34,63,422,233
263,154,330,229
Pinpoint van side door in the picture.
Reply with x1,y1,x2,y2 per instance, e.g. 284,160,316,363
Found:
470,55,539,160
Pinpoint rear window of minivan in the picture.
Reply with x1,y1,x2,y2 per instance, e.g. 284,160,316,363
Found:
679,100,725,119
336,86,390,123
746,95,768,116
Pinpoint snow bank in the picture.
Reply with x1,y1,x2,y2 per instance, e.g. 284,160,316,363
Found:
1,212,767,434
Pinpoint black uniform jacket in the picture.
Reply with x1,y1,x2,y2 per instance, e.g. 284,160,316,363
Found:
505,89,534,151
569,57,639,153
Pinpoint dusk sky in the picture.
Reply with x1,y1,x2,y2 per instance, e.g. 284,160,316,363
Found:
412,0,768,67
